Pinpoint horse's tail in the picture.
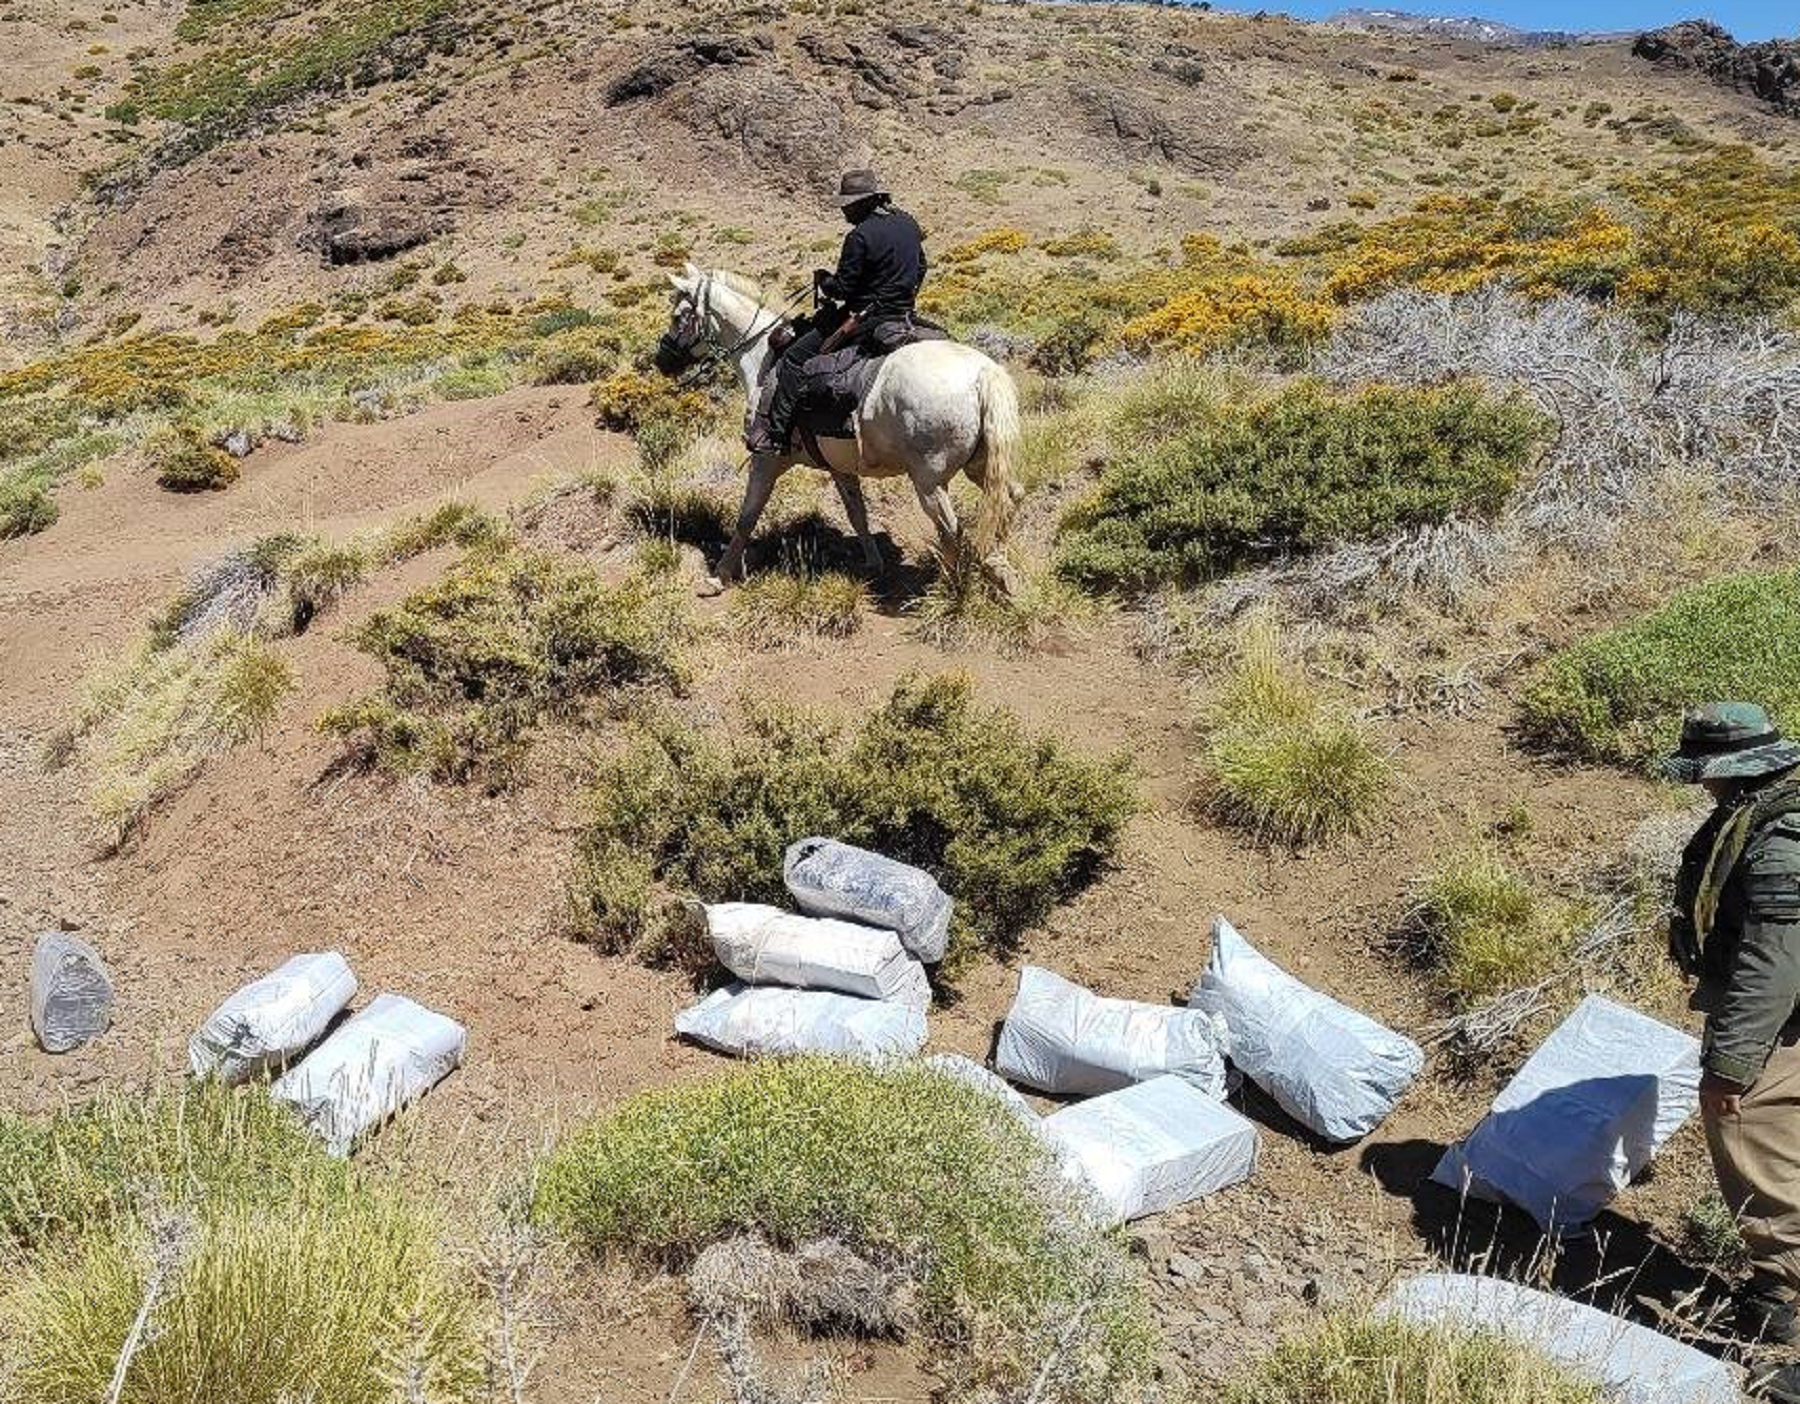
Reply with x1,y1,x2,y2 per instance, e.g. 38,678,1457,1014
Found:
970,361,1024,561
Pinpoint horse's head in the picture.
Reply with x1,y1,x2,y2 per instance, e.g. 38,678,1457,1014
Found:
655,263,712,377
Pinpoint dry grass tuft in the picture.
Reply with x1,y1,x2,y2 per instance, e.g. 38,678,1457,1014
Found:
730,570,866,647
1413,845,1586,1007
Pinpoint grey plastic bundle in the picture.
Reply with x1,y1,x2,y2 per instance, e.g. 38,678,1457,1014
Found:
783,838,953,964
1382,1274,1739,1404
676,983,927,1061
1190,917,1422,1143
1432,994,1699,1232
30,932,114,1053
995,965,1231,1099
704,903,930,1009
189,952,359,1084
273,993,466,1156
1042,1074,1259,1224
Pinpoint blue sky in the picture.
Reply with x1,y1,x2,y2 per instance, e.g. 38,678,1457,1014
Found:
1202,0,1791,40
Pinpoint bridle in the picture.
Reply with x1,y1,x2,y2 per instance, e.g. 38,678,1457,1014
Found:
657,273,811,386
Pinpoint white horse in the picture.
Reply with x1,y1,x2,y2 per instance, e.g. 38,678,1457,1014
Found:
657,264,1024,596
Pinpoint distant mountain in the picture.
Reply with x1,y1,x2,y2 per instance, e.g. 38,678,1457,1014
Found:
1324,8,1614,47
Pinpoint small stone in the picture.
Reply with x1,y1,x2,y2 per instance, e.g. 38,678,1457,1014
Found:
1240,1298,1277,1330
1168,1251,1205,1282
1129,1225,1175,1272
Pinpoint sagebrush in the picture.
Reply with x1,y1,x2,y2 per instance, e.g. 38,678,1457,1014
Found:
567,673,1135,971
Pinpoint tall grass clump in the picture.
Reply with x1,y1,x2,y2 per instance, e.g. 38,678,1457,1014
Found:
913,556,1094,654
532,1057,1156,1404
1056,380,1544,593
1519,569,1800,769
1198,621,1390,846
730,570,866,646
320,544,691,783
0,1083,340,1252
64,626,293,844
376,499,508,564
0,1087,478,1404
1224,1313,1604,1404
1415,845,1583,1005
568,673,1135,971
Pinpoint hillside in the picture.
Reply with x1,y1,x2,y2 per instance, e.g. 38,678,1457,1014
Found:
2,1,1799,1402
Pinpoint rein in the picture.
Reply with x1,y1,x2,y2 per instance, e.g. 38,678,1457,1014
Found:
673,276,811,388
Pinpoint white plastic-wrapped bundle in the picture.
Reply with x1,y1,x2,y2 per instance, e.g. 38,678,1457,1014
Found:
783,838,953,963
1189,917,1422,1142
994,965,1230,1098
272,994,465,1156
675,983,927,1061
30,932,115,1053
1042,1075,1258,1223
189,952,359,1084
705,903,930,1009
1432,995,1700,1232
920,1053,1039,1122
1382,1274,1739,1404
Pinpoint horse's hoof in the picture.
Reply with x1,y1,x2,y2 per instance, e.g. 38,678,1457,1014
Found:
697,575,728,598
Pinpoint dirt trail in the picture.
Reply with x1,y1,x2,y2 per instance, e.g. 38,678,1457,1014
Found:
0,383,1719,1395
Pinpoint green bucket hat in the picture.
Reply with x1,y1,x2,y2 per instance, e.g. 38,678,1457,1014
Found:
1662,702,1800,783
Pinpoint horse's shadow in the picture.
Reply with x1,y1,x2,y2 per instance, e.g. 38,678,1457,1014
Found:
632,498,937,612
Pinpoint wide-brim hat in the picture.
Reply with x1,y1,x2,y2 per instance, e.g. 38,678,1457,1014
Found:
1662,702,1800,783
834,169,889,207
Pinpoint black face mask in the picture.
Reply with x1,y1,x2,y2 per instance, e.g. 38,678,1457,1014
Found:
654,330,694,375
843,198,883,225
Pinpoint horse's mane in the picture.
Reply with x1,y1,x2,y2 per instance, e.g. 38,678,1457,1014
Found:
710,269,769,306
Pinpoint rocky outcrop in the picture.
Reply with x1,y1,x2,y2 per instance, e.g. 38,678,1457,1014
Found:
1633,20,1800,114
604,34,773,106
1071,85,1252,173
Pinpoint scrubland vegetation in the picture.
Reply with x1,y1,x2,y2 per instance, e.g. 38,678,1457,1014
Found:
567,673,1136,971
535,1058,1156,1403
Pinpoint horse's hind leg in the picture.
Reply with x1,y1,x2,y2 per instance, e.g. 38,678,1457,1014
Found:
913,479,962,574
831,472,883,574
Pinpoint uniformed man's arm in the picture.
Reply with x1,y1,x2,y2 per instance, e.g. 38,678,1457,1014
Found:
818,226,868,305
1704,827,1800,1087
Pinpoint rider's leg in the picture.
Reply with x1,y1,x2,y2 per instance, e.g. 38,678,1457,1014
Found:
746,327,824,454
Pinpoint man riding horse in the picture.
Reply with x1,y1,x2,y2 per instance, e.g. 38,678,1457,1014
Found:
745,169,930,456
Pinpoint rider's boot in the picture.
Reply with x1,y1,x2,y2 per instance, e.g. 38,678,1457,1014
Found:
746,363,802,456
744,374,784,455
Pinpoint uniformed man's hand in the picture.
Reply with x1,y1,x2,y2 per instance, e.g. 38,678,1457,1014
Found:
1699,1070,1746,1118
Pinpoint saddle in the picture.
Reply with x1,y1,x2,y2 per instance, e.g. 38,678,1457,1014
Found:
775,313,954,453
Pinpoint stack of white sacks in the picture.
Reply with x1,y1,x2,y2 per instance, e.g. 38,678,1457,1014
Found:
989,916,1425,1224
674,839,950,1060
188,952,465,1157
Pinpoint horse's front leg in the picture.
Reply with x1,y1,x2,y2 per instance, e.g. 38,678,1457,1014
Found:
700,454,782,597
831,472,883,575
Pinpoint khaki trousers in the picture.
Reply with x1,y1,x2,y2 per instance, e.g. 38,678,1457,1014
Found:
1706,1028,1800,1294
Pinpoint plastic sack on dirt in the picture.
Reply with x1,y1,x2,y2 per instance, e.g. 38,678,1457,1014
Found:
705,903,930,1009
1432,994,1699,1233
189,952,359,1084
783,838,953,964
1189,916,1421,1142
272,993,465,1156
30,932,115,1054
676,983,927,1061
1382,1273,1739,1404
921,1053,1039,1122
994,965,1230,1098
1041,1074,1258,1223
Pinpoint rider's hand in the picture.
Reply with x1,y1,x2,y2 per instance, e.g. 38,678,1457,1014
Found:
812,268,833,290
1699,1071,1746,1119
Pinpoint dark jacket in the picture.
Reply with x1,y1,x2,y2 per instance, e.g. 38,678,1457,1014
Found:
1680,776,1800,1086
818,206,928,318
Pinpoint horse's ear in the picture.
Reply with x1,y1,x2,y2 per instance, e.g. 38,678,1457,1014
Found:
666,272,688,292
684,260,702,280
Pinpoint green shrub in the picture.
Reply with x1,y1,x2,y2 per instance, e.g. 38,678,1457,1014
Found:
278,538,369,632
148,424,239,493
1198,623,1390,846
0,1084,340,1252
533,1058,1155,1404
431,362,513,401
1225,1312,1604,1404
568,674,1135,970
1057,381,1543,592
320,546,690,783
1681,1191,1749,1270
1416,845,1582,1005
0,470,58,537
1519,570,1800,769
527,340,613,386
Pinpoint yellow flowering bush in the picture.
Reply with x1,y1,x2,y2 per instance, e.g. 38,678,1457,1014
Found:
1113,274,1336,357
943,227,1032,263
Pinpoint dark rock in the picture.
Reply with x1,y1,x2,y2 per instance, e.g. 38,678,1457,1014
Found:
1634,20,1800,113
604,33,772,107
1071,84,1252,172
315,184,449,264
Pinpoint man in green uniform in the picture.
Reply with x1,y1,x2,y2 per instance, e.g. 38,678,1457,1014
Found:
1667,702,1800,1398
